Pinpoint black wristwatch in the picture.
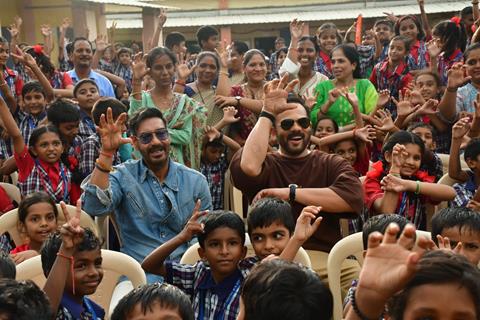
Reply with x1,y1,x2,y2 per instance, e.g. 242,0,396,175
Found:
289,184,298,203
259,110,275,125
235,96,242,106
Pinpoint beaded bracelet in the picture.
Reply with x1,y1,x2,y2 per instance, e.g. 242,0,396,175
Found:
350,287,379,320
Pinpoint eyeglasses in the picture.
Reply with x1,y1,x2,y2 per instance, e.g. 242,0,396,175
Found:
280,117,311,131
137,129,169,144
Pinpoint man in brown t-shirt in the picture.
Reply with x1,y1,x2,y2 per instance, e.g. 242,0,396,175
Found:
230,77,363,291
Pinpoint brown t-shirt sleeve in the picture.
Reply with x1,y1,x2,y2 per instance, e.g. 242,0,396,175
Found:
229,148,271,199
326,154,364,216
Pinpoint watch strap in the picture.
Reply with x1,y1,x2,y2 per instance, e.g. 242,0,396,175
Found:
259,111,275,125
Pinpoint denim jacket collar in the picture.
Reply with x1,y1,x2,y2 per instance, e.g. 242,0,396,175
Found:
139,159,179,191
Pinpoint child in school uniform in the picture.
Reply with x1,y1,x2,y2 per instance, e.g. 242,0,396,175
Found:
41,201,104,319
370,35,413,118
395,15,430,72
141,205,322,320
430,20,467,87
73,79,100,140
0,95,74,203
364,131,455,230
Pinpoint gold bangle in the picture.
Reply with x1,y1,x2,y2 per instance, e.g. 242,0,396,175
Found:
219,71,229,76
130,91,142,97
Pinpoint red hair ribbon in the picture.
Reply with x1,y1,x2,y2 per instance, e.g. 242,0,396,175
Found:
32,45,44,55
450,16,461,27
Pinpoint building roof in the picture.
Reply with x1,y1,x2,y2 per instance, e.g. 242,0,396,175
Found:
106,0,470,28
78,0,174,9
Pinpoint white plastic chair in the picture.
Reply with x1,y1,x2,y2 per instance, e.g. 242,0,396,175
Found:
0,182,21,204
16,249,147,318
0,204,98,247
327,230,431,320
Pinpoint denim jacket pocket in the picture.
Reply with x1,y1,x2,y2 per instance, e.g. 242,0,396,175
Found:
126,191,147,218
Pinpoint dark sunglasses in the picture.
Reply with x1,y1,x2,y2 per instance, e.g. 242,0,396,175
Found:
280,117,311,130
137,128,169,144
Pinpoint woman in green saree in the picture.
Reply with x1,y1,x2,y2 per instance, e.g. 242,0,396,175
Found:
129,47,206,169
311,44,378,130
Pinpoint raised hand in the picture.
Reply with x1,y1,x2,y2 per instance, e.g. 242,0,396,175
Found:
327,88,342,106
179,200,208,242
97,107,131,153
222,106,240,124
343,89,359,110
447,63,471,90
59,200,85,251
215,40,229,69
292,206,323,243
263,74,299,116
13,16,22,28
176,58,196,81
354,125,376,144
390,143,409,172
408,89,425,106
416,99,438,116
393,91,419,117
7,24,19,39
290,18,304,40
60,17,71,33
427,39,441,59
302,90,319,110
204,125,221,142
40,24,52,37
452,117,471,140
356,223,433,308
377,89,391,108
383,11,399,22
95,34,110,53
132,52,150,81
11,45,37,67
436,235,462,254
157,8,167,28
373,109,395,132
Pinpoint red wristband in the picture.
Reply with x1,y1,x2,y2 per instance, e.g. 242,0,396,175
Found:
57,252,75,295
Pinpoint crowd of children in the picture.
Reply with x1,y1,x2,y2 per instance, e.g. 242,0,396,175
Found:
2,1,480,319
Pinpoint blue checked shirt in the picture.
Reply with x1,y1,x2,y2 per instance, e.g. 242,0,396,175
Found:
79,133,121,179
200,153,228,210
165,257,258,320
19,111,47,146
451,171,477,207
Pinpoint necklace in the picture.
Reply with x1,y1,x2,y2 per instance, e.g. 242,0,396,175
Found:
244,82,264,100
195,80,215,105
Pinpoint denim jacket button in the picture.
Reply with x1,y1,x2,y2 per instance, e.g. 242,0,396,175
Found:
160,232,165,237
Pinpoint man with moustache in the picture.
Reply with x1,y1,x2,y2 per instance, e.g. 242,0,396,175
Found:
230,76,363,291
82,107,211,282
67,37,116,97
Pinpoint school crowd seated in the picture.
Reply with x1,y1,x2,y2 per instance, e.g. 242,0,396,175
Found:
2,2,480,319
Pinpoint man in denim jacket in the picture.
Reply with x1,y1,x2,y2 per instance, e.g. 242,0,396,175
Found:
82,107,211,283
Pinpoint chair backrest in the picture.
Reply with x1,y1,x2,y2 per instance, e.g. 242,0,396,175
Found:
16,249,146,316
327,230,432,320
180,234,312,268
437,173,462,211
0,204,98,247
437,153,469,177
0,182,21,204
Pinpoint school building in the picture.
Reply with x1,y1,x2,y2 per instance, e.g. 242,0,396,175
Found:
0,0,472,58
